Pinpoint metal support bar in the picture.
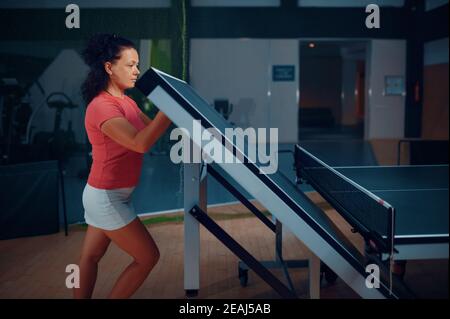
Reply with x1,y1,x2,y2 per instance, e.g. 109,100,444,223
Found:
189,205,297,299
208,165,275,232
209,164,315,297
183,162,206,296
274,220,297,294
238,218,319,298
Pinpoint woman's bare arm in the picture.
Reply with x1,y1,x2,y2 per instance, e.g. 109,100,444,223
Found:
101,111,171,153
138,112,152,126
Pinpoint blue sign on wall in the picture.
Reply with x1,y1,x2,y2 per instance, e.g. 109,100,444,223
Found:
272,65,295,82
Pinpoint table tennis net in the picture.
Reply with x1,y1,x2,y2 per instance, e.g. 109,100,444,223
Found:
295,145,395,253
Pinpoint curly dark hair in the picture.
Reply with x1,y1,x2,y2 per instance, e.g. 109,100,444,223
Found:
81,33,136,104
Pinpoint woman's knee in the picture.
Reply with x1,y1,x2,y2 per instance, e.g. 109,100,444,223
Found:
135,246,160,270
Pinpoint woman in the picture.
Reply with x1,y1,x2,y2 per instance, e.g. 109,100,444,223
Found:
75,33,171,299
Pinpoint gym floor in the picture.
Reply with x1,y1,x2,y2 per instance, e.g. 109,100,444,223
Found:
0,197,447,299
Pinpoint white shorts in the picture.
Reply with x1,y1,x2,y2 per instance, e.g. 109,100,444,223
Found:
82,183,137,231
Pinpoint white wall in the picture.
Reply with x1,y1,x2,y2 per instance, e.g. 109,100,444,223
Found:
190,39,298,143
267,40,299,143
365,40,407,139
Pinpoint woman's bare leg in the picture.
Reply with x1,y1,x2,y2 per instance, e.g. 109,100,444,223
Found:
104,218,160,299
74,225,111,299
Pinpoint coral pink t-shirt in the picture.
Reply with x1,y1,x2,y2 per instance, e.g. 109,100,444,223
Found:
85,91,146,189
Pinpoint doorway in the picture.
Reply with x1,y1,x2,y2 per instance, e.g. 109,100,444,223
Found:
298,40,367,141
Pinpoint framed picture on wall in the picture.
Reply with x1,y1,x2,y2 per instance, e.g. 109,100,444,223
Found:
384,75,405,96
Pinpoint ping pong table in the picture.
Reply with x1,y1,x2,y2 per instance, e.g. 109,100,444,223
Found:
295,145,449,263
136,67,446,298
